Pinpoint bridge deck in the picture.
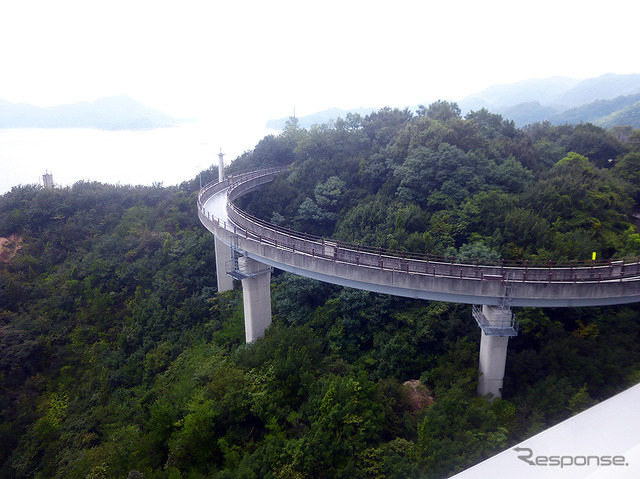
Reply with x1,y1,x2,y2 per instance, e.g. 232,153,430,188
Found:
199,168,640,308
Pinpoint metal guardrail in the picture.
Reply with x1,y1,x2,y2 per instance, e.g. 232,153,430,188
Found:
198,168,640,285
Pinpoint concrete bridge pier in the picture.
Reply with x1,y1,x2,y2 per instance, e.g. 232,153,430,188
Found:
238,256,272,343
475,304,515,399
215,237,234,292
478,333,509,398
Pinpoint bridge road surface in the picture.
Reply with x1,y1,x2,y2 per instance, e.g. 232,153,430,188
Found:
198,168,640,309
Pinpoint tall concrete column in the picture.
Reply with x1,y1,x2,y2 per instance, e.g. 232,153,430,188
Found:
239,257,272,343
215,237,234,292
477,305,511,399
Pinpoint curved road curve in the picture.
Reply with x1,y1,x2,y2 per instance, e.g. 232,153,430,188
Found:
198,167,640,308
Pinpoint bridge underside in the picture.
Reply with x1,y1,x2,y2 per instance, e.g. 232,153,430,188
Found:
221,244,640,308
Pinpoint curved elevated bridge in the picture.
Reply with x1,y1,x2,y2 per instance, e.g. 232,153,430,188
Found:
198,166,640,397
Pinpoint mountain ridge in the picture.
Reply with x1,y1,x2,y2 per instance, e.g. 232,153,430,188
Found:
267,73,640,129
0,95,184,130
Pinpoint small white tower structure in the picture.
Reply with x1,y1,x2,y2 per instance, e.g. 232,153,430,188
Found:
218,148,225,182
213,147,234,293
42,171,54,188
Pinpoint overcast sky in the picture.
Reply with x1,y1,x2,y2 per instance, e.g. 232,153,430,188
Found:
1,0,638,129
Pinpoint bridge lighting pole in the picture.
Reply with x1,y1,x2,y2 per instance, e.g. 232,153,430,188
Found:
218,148,225,182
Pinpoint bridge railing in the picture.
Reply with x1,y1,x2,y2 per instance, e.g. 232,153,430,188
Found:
197,166,286,208
201,168,640,284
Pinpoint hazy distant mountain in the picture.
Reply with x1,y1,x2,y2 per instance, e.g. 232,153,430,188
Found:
554,73,640,107
457,76,581,112
266,73,640,130
596,99,640,129
496,102,560,127
459,73,640,126
547,93,640,125
459,73,640,112
0,95,183,129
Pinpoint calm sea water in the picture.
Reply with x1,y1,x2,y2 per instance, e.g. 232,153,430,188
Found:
0,122,277,195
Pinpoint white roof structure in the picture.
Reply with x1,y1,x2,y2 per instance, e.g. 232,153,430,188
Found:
450,382,640,478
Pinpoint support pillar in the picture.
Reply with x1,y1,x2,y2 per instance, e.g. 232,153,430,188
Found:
239,257,272,343
214,237,234,292
477,305,512,399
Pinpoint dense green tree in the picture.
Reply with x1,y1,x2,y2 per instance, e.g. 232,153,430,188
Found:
395,144,489,207
524,152,633,258
465,108,516,139
3,101,640,478
421,100,461,122
613,152,640,201
557,123,627,168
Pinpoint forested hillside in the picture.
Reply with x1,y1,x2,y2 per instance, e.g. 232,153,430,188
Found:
2,103,640,478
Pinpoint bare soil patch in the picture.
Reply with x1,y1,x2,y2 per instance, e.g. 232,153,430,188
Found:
403,379,434,412
0,234,23,263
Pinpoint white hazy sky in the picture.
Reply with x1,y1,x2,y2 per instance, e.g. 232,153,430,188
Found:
1,0,638,129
